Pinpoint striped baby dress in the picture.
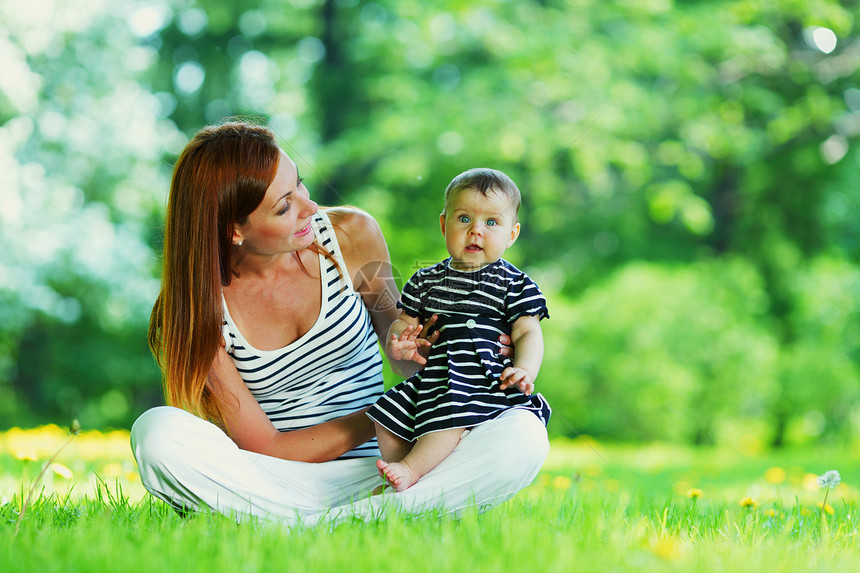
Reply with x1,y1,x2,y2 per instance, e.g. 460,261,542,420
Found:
367,257,551,442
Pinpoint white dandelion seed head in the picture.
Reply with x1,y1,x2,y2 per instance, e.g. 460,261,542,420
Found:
817,470,841,488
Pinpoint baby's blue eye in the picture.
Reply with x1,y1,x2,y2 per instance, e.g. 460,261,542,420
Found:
487,219,498,226
458,215,471,223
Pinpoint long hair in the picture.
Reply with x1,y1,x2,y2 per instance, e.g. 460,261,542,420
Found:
148,122,332,425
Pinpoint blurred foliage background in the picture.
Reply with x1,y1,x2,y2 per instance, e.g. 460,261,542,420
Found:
2,0,860,448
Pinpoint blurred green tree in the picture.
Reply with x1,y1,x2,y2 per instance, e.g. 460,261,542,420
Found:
1,0,859,445
0,0,181,426
542,259,780,444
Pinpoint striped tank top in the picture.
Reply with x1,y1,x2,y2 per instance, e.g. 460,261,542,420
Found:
221,210,383,458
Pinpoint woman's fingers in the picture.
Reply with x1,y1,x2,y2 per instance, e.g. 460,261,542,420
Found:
497,333,513,358
418,314,438,338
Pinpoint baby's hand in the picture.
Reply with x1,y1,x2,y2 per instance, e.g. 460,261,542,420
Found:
388,324,432,365
499,367,534,395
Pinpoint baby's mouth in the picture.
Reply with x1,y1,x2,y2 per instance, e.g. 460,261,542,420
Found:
464,244,483,253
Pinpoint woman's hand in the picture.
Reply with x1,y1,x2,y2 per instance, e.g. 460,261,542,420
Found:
497,333,514,359
415,314,440,361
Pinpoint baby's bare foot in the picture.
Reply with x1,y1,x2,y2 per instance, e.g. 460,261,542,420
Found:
376,459,418,492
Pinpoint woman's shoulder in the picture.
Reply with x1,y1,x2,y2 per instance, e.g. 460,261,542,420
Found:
323,206,388,267
324,206,380,235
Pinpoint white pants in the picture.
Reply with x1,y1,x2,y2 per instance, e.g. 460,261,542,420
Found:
130,406,549,527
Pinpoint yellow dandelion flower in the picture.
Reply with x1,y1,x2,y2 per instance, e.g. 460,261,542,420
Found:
801,507,812,517
125,471,141,483
764,467,786,484
687,488,703,499
552,475,573,490
102,463,123,478
818,502,835,515
13,450,39,462
650,537,680,561
740,496,757,509
802,473,820,492
584,464,602,477
50,462,74,480
764,509,777,518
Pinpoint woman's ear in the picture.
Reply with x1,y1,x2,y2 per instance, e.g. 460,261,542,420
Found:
232,227,245,247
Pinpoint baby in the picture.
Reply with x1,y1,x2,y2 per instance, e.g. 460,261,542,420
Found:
367,167,551,491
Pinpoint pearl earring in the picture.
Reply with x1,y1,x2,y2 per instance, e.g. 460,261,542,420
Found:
237,240,243,246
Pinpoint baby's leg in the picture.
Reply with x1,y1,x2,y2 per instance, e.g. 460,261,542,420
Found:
377,428,464,492
372,422,414,494
374,421,413,462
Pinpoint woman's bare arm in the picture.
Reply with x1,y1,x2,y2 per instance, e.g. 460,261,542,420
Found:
212,347,375,462
329,207,435,378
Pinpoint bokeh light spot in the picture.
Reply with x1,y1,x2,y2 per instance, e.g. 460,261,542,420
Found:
437,131,463,155
174,61,205,95
128,5,171,38
820,135,848,165
805,26,837,54
178,8,208,37
238,10,268,39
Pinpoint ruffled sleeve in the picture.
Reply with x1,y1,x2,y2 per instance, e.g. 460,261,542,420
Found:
504,270,549,325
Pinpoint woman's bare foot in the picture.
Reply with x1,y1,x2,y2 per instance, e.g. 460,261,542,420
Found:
376,459,418,492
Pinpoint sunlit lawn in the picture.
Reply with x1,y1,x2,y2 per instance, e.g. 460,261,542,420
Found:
1,425,859,571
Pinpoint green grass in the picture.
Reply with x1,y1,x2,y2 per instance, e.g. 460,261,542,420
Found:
1,428,860,572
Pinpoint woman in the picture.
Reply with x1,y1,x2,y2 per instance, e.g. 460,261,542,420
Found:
130,122,549,526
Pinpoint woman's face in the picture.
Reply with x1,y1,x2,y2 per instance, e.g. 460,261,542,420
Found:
234,149,319,254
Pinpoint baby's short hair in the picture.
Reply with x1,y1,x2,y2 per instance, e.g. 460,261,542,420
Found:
442,168,521,219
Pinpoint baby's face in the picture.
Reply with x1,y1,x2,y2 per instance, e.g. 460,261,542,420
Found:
440,188,520,270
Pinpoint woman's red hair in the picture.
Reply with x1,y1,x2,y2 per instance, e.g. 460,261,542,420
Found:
148,122,331,425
